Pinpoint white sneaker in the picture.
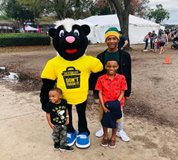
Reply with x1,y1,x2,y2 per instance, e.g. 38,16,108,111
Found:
116,130,130,142
95,128,104,137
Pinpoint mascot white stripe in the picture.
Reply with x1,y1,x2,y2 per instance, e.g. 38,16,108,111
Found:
55,18,75,32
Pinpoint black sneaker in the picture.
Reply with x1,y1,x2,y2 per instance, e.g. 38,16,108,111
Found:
65,146,74,152
54,142,60,151
59,145,74,152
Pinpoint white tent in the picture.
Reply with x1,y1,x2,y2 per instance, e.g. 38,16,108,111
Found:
83,14,161,44
75,19,97,43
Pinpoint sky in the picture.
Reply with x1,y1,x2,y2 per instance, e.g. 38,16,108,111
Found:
149,0,178,24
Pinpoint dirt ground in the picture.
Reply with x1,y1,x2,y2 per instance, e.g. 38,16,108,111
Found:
0,43,178,160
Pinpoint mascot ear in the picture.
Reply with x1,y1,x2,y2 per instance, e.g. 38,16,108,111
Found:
81,25,90,36
48,28,56,38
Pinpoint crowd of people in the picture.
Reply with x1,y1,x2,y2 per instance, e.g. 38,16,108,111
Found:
170,28,178,49
143,28,178,54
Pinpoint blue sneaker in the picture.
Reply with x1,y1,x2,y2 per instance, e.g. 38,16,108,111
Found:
76,132,90,148
67,131,77,146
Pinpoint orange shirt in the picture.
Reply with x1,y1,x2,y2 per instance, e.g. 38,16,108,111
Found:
95,74,127,107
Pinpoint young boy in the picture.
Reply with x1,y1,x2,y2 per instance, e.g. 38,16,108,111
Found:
95,59,128,148
46,88,74,152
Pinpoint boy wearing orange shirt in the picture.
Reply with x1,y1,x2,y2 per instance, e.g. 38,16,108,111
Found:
95,59,127,148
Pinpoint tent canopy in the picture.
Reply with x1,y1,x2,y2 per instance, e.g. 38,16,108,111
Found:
84,14,159,27
83,14,160,44
54,15,161,44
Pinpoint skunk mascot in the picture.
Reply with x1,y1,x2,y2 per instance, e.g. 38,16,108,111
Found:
40,19,103,149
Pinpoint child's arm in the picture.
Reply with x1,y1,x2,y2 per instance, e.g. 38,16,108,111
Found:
65,109,69,125
118,90,125,102
46,113,55,129
98,90,110,112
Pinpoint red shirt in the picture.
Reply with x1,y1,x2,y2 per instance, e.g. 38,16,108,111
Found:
95,74,127,107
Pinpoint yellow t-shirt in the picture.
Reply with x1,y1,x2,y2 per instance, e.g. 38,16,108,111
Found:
41,55,103,104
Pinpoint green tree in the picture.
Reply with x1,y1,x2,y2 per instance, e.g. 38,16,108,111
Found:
147,4,169,24
17,0,94,20
16,0,70,20
2,0,34,23
17,0,45,18
49,0,94,19
50,0,73,19
70,0,94,19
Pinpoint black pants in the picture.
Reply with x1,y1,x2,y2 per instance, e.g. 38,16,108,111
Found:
144,39,148,49
67,100,90,135
150,40,155,49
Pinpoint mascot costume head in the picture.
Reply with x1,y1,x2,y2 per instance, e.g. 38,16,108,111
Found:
49,19,90,61
40,19,103,149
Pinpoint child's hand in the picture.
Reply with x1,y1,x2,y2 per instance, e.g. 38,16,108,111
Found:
49,123,55,129
65,117,69,125
103,106,110,113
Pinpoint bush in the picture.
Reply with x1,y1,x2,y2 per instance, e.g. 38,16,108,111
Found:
0,33,50,47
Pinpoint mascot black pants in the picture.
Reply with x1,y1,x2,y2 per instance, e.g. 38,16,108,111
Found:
67,100,90,135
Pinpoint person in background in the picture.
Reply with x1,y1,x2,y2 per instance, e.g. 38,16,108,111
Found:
143,32,151,52
159,31,168,54
155,36,160,52
118,31,129,50
89,27,132,142
150,30,157,52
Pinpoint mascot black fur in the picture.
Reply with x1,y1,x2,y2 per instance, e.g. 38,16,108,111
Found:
40,19,103,148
